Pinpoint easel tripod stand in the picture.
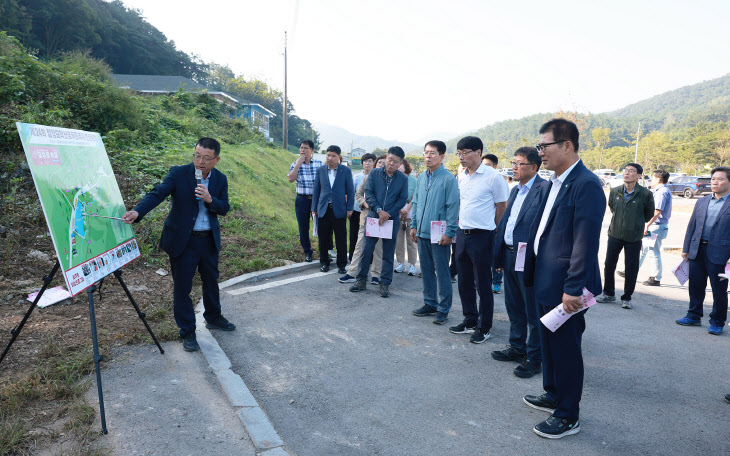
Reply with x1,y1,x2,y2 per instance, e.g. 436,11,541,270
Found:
0,260,165,434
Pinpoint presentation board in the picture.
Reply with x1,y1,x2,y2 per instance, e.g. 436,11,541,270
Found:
16,122,140,296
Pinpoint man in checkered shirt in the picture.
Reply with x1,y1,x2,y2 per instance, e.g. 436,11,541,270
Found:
288,140,323,262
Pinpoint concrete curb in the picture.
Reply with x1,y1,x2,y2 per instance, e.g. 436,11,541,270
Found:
194,261,318,455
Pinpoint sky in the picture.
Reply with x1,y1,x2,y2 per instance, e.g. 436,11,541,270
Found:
120,0,730,143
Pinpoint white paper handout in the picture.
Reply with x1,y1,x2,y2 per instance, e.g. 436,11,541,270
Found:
540,288,597,333
515,242,527,272
430,221,446,243
365,217,393,239
642,231,658,248
27,286,71,308
672,258,690,285
720,264,730,280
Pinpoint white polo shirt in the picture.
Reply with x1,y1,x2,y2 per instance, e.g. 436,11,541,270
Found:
457,163,510,230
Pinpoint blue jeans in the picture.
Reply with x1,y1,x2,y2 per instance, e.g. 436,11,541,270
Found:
639,223,668,280
503,246,541,362
492,267,503,286
295,195,313,255
417,237,453,315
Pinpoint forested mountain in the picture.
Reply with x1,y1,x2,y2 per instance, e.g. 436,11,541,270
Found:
0,0,318,148
0,0,207,80
445,73,730,174
610,73,730,121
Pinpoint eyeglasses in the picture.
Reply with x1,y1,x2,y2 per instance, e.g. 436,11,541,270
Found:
536,140,566,152
510,161,533,167
456,150,476,158
193,154,216,163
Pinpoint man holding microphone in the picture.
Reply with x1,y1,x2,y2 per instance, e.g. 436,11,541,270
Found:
122,138,234,352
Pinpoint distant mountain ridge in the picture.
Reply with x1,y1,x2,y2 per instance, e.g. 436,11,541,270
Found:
312,122,420,154
445,72,730,152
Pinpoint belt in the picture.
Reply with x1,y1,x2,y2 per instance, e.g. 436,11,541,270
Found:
700,239,709,245
191,230,212,238
297,194,313,199
462,228,490,235
505,243,514,251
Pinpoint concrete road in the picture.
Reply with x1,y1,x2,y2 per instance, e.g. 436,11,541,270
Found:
88,343,256,456
215,236,729,456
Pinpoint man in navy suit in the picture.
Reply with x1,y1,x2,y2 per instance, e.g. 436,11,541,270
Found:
312,145,354,273
492,147,549,379
522,119,606,439
123,138,234,352
676,166,730,335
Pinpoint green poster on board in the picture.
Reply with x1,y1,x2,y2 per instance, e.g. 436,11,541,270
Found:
16,122,140,296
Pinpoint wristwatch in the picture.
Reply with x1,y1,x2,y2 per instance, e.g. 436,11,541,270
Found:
376,207,382,214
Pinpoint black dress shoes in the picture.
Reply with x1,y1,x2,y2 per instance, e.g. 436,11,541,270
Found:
320,264,330,272
305,253,313,262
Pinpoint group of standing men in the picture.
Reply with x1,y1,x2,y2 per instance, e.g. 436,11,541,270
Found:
288,118,607,438
120,115,730,441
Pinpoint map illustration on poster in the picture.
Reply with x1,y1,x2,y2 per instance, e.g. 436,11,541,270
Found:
16,123,140,296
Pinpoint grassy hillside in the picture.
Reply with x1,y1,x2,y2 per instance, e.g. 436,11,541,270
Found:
0,33,309,455
124,143,303,277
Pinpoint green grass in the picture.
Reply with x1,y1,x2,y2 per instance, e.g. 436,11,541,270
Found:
139,143,307,276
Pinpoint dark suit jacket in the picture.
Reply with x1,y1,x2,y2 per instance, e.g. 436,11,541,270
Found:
524,160,606,304
683,194,730,264
493,175,548,270
311,164,355,218
134,163,230,259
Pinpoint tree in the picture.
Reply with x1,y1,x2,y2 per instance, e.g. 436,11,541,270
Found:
591,127,610,168
712,130,730,166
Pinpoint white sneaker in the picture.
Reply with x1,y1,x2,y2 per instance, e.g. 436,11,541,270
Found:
394,263,406,273
408,265,417,276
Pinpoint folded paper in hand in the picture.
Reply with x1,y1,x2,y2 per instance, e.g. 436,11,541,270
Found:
515,242,527,272
672,258,689,285
365,217,393,239
540,288,597,333
431,221,446,243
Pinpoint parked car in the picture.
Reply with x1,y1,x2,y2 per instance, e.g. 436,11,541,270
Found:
665,176,712,198
593,169,616,186
537,170,553,180
498,168,513,178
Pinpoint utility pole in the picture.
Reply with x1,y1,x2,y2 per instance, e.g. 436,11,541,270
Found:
283,31,288,150
634,123,641,162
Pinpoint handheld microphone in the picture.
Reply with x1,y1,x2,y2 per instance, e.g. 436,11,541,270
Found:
195,169,203,200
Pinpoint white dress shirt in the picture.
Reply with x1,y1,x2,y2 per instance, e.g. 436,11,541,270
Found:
533,159,581,255
458,163,510,231
504,174,537,246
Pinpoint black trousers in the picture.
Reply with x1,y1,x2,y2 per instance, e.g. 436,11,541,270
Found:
318,205,348,268
349,210,361,260
603,235,642,301
169,233,221,337
455,229,495,331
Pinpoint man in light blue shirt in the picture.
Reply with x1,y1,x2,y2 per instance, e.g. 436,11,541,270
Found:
638,170,672,286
